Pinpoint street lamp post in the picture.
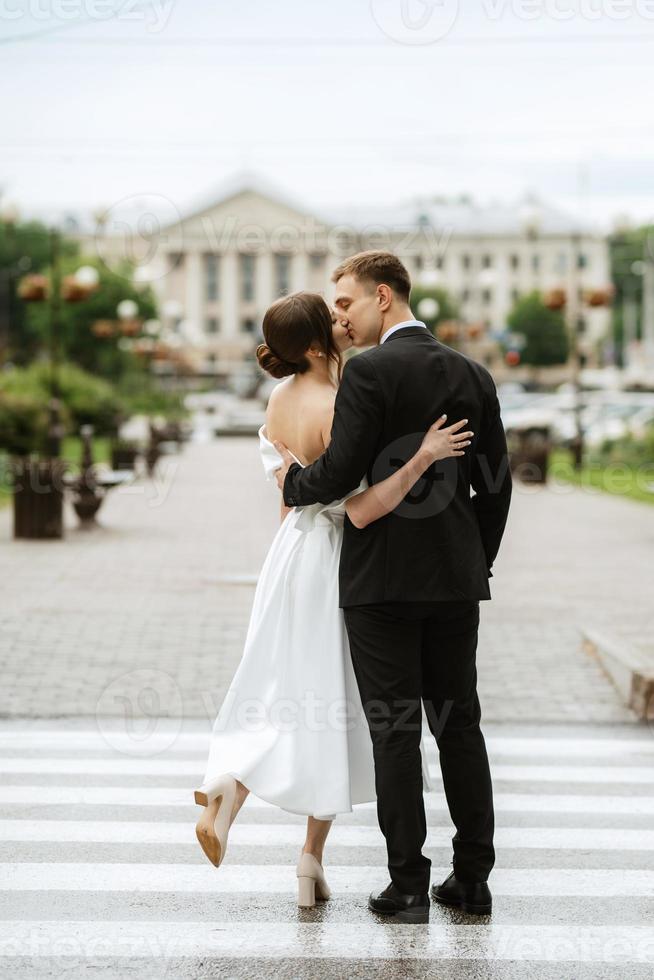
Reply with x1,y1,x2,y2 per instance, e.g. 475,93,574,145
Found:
18,231,100,458
569,231,586,472
642,243,654,377
47,229,65,458
416,296,440,324
623,260,645,374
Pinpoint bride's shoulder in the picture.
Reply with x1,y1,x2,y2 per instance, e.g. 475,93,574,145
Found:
267,377,294,404
265,378,294,425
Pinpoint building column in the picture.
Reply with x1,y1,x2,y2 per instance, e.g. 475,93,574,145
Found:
256,252,273,317
293,252,309,293
221,252,238,338
494,252,510,333
184,250,203,341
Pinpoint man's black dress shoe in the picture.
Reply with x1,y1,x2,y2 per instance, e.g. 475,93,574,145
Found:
368,882,430,923
430,870,492,915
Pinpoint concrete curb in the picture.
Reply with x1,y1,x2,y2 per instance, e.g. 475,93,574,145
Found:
582,628,654,721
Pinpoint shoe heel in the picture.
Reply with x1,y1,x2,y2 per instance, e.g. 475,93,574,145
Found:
194,774,235,807
395,908,430,924
297,876,317,908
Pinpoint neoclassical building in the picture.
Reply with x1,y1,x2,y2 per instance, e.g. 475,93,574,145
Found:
98,177,612,377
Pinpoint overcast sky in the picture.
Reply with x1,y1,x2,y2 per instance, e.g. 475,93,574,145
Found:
2,0,654,230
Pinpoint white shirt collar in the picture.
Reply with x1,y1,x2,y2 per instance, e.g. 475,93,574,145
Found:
379,319,427,344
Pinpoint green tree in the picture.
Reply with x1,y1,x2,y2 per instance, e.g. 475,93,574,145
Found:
608,224,653,367
506,291,569,367
410,285,460,334
0,217,77,365
21,256,157,380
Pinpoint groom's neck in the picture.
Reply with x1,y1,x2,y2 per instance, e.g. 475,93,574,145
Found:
378,305,416,343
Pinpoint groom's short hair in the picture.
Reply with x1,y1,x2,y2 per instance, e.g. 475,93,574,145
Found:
331,251,411,302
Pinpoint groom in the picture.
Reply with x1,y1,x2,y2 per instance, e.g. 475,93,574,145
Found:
274,251,512,923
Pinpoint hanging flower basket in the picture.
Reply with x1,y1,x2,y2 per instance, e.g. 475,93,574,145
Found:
91,320,116,338
17,274,48,302
118,318,143,336
61,276,95,302
436,321,460,343
585,287,614,308
544,288,566,310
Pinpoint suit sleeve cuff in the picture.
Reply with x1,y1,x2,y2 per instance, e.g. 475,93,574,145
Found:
282,462,301,507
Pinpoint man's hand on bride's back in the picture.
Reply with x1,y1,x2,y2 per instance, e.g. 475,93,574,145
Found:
419,415,474,463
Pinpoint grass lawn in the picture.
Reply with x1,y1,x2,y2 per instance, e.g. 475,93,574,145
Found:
549,448,654,506
60,435,112,467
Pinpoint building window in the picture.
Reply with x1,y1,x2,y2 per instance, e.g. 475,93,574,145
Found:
482,255,492,269
532,254,541,273
436,256,445,270
577,252,588,269
206,317,219,334
309,252,325,271
274,253,292,296
239,253,256,302
511,288,520,304
242,317,257,334
204,254,219,301
509,254,520,271
461,288,471,303
415,255,424,272
461,254,471,271
482,289,492,305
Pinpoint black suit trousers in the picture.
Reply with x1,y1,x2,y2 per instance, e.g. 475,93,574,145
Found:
343,599,495,894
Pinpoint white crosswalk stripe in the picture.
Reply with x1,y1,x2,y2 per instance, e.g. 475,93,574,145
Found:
3,757,654,783
1,921,652,963
3,785,654,814
1,722,653,977
3,864,654,897
1,821,654,850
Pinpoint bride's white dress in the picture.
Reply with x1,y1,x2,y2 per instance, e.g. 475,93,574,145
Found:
200,424,436,819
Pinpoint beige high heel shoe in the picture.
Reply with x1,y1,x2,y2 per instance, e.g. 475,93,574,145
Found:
296,852,331,908
194,774,238,867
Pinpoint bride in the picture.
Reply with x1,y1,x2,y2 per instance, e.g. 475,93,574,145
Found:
194,291,473,908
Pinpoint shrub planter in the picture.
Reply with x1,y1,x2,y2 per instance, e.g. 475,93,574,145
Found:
13,457,67,539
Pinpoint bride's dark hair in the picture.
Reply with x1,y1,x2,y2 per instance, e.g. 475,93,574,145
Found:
256,292,343,382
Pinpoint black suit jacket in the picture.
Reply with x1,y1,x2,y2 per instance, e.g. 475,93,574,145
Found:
283,326,512,608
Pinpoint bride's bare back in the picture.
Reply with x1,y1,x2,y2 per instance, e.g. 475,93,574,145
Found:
265,374,336,466
267,364,473,529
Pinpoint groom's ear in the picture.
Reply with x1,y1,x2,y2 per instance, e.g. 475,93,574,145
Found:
377,283,393,312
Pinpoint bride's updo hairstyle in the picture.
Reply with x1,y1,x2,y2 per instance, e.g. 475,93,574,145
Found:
256,292,343,382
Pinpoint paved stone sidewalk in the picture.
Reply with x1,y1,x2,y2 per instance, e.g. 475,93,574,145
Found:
1,437,649,723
